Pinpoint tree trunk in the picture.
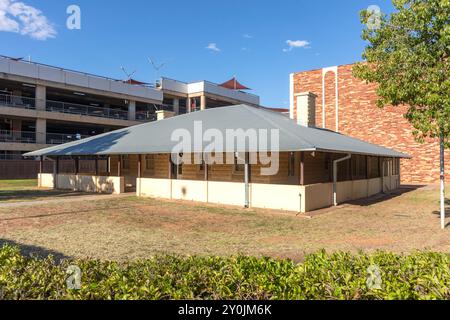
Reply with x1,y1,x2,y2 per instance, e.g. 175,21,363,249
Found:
440,134,446,230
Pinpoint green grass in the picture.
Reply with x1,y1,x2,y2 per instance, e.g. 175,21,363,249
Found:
0,179,37,190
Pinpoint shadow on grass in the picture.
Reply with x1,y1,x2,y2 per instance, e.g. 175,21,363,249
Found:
431,196,450,228
0,239,70,262
0,189,88,202
347,185,425,207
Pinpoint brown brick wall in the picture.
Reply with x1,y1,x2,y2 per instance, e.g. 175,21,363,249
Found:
292,63,449,184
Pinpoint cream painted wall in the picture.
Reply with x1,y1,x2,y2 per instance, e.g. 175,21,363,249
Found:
38,173,55,188
303,183,333,212
368,178,382,196
172,180,208,202
137,176,401,213
55,174,124,194
251,183,303,212
138,178,172,198
207,181,246,206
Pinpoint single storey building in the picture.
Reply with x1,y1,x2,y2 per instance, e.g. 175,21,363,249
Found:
25,98,409,213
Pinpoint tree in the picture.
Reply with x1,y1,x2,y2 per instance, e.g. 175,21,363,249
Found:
353,0,449,229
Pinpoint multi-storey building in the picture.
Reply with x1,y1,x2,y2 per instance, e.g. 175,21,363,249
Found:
0,55,260,178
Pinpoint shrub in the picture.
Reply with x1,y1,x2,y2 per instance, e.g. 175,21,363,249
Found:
0,246,448,300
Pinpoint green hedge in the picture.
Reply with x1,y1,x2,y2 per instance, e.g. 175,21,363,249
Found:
0,245,448,300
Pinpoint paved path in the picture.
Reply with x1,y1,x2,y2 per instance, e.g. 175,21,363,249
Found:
0,193,130,208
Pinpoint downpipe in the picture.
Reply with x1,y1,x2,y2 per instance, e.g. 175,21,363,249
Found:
333,154,351,206
244,153,250,208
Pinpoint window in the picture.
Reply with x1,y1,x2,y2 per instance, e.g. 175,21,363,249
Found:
288,152,296,177
392,158,400,175
190,97,201,112
179,99,187,114
162,98,174,112
121,155,130,170
145,155,155,171
352,155,367,180
369,157,380,178
234,153,245,173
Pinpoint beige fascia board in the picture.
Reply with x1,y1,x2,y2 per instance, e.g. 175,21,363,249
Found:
161,90,189,99
188,91,257,106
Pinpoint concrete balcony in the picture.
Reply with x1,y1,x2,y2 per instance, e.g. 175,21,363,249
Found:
0,94,143,126
0,130,91,152
46,99,129,120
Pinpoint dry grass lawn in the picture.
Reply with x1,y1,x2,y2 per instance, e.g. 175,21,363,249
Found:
0,179,88,203
0,181,448,262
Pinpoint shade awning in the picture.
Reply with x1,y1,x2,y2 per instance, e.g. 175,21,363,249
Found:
123,78,149,85
219,77,251,90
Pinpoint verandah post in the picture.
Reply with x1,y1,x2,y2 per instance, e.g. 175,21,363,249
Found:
38,156,43,188
95,156,99,176
74,156,79,175
39,156,43,174
300,152,305,186
137,154,142,197
137,155,142,178
56,157,60,175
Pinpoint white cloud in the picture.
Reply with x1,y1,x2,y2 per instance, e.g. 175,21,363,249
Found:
205,43,221,52
0,0,56,40
283,40,310,52
243,33,253,39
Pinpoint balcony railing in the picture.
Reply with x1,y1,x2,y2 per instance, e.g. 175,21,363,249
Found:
46,132,90,145
46,100,129,120
0,94,131,121
0,94,168,123
0,94,36,109
0,130,90,145
135,111,157,122
0,130,36,143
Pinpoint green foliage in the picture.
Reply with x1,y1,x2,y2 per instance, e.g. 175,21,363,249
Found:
353,0,450,147
0,246,449,300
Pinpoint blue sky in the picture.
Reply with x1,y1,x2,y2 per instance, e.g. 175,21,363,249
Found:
0,0,394,108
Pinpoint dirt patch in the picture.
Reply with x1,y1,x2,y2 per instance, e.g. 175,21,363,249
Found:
0,184,448,261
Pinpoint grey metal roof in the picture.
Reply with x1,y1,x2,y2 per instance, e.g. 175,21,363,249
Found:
24,105,410,158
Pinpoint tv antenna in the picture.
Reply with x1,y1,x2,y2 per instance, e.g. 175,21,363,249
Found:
148,57,166,84
120,66,137,82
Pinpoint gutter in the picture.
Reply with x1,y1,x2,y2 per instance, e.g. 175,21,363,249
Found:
333,153,351,206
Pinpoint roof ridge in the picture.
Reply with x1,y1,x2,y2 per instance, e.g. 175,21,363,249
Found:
243,105,316,149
